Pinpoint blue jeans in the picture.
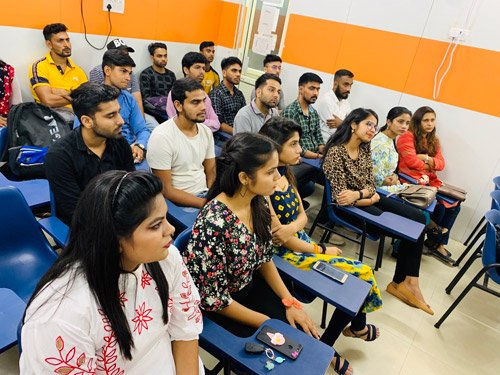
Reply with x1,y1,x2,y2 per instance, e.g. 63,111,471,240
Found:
431,203,461,245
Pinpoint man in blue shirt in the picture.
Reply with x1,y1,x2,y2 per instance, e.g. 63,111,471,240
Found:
75,49,150,163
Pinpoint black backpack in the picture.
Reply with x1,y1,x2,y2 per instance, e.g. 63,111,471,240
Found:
2,102,71,179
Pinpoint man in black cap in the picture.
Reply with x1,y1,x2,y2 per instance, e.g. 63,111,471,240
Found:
88,38,159,130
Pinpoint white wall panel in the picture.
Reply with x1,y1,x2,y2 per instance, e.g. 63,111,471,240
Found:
288,0,351,23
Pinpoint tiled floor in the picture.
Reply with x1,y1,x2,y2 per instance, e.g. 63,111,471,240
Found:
2,187,499,374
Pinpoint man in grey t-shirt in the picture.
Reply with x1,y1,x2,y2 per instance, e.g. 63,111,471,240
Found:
250,54,285,110
233,73,280,134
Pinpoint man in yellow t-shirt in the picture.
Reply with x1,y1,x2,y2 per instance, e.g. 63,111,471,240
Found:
199,41,220,94
29,23,87,122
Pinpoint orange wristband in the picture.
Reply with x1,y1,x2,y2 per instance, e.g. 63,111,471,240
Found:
282,298,303,310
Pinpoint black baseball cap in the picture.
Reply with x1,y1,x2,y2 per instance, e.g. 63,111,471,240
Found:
107,38,135,53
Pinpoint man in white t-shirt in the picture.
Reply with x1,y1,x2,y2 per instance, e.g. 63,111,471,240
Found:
147,78,215,208
315,69,354,143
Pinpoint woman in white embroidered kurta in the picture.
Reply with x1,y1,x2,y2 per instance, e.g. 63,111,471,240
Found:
20,171,203,374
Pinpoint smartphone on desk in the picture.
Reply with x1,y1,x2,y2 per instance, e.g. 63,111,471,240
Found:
256,325,303,360
313,261,348,284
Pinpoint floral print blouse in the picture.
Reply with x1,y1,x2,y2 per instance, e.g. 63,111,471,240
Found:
323,142,376,203
184,198,274,312
370,132,406,193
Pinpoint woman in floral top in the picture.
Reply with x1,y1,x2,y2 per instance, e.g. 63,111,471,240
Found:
322,108,433,317
20,171,203,374
371,107,412,193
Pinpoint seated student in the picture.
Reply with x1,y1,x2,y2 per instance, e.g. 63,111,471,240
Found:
371,106,413,193
250,54,285,110
166,52,220,132
148,78,215,209
282,72,325,200
199,41,220,94
20,170,203,374
0,59,22,127
209,56,246,135
76,50,151,164
45,82,135,225
233,73,280,135
315,69,354,143
259,117,381,353
184,133,354,375
397,106,461,264
322,108,433,316
89,38,159,131
139,42,176,123
29,23,87,124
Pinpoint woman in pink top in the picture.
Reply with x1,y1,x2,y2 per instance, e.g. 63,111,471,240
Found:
397,106,461,264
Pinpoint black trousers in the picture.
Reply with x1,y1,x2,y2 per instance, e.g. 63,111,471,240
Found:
336,196,426,283
290,163,323,199
204,273,366,347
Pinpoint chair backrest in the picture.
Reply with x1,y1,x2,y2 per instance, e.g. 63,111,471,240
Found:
0,186,57,302
0,126,7,159
494,176,500,191
490,190,500,210
173,227,193,254
483,209,500,283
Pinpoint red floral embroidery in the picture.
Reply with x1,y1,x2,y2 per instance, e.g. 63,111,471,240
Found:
44,336,95,374
131,302,153,334
96,309,125,375
178,268,202,323
140,270,153,289
118,292,128,308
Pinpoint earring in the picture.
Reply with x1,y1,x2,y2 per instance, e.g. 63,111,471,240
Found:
351,128,354,133
239,184,247,198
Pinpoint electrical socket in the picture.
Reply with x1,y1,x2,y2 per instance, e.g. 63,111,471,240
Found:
103,0,125,14
448,27,469,41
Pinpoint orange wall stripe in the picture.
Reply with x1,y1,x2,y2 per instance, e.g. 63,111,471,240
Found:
0,0,227,46
282,14,500,117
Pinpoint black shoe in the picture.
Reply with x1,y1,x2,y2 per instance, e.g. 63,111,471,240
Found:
302,199,310,210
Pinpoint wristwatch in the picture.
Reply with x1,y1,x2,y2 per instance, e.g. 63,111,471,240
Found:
136,144,146,151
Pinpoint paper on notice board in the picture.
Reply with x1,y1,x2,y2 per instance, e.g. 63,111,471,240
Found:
258,5,280,34
252,34,277,56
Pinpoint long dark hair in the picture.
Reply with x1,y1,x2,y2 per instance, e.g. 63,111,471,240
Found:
379,106,412,132
207,133,277,243
323,108,379,160
259,117,301,187
25,171,170,360
410,106,439,156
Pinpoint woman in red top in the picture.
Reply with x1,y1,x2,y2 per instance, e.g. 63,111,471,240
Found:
397,106,461,263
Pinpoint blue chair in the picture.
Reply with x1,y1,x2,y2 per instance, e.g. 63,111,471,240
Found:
435,209,500,328
174,228,336,374
309,179,382,267
0,186,58,302
0,172,50,209
0,126,7,158
166,199,199,233
446,190,500,294
0,288,26,353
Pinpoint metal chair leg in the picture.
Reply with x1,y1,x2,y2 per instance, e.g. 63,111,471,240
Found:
445,246,482,294
375,236,385,271
464,217,485,246
358,222,367,262
309,206,325,237
435,267,488,328
454,225,485,267
320,301,328,329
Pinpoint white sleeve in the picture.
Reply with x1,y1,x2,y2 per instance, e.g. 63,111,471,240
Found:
315,96,333,122
205,127,215,159
147,130,173,170
165,247,203,342
20,312,97,374
10,74,23,106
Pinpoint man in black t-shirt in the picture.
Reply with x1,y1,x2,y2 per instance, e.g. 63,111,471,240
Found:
45,82,135,225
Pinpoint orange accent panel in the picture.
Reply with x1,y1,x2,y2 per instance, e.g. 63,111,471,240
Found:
217,1,241,48
282,15,347,74
282,14,499,117
0,0,226,44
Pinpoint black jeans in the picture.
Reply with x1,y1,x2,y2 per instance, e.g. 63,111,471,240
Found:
204,273,365,347
290,163,323,199
336,196,426,283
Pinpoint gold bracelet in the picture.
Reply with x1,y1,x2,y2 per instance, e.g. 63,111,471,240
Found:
313,243,320,254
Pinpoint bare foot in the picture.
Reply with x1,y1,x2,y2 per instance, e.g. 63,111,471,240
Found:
403,280,427,306
331,354,353,375
326,246,342,256
343,324,380,341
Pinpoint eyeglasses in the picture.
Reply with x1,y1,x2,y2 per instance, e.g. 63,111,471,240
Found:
365,121,378,132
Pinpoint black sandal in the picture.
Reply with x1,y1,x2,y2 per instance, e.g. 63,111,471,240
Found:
430,247,455,266
343,324,379,342
333,353,352,375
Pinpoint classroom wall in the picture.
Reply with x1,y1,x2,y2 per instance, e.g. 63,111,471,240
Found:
275,0,500,242
1,0,499,241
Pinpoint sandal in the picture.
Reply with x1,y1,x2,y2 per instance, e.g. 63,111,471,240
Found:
333,353,353,375
342,324,379,342
430,247,455,266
